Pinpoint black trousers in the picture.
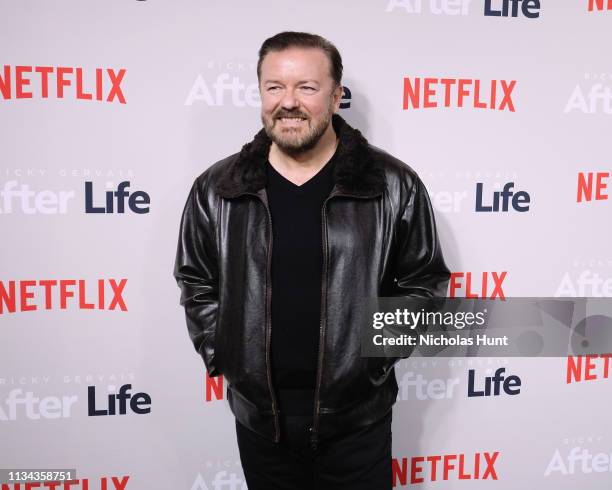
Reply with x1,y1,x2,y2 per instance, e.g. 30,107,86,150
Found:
235,410,392,490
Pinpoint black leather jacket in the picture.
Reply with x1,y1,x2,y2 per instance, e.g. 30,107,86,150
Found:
174,114,450,447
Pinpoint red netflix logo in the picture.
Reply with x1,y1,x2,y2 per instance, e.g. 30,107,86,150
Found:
566,354,612,383
403,77,516,111
0,65,126,103
205,372,224,402
0,279,128,314
577,172,609,202
589,0,612,11
449,272,507,299
392,451,500,486
1,476,129,490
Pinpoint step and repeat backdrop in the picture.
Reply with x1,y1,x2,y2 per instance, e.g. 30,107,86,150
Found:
1,1,611,489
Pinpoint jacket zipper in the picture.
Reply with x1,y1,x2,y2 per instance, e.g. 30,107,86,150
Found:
250,191,280,443
310,190,382,451
310,191,336,451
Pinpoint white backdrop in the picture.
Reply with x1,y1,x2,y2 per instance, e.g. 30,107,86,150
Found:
1,1,611,489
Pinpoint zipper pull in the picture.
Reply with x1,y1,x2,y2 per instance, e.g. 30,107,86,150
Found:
309,427,318,451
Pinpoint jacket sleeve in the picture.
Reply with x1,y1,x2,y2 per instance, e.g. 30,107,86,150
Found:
173,176,222,377
391,175,450,298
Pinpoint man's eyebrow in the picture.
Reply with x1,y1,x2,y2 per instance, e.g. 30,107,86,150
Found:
262,79,321,85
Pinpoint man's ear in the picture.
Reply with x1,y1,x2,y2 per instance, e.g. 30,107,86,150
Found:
333,83,343,111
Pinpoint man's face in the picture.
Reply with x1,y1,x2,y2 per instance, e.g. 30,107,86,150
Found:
259,47,342,154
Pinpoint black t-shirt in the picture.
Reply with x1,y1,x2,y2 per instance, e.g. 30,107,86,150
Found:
265,152,336,415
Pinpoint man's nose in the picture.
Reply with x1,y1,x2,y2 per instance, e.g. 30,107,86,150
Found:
280,89,299,110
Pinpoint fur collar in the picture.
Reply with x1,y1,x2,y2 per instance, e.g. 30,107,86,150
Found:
215,114,386,198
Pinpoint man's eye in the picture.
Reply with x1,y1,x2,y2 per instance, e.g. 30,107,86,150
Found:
301,86,316,91
268,86,281,92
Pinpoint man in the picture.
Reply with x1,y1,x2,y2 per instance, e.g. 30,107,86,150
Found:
174,31,450,490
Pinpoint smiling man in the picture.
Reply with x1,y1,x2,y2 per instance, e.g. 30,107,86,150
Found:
174,31,450,490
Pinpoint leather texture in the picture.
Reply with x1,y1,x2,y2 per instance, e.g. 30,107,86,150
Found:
174,114,450,444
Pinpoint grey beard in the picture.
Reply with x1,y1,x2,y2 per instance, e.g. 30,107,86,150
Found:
262,112,332,157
